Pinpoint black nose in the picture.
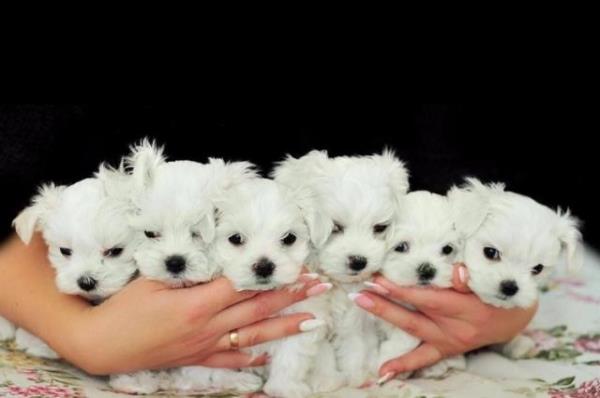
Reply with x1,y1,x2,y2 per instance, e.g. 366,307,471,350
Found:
348,255,368,271
77,276,97,291
165,255,186,274
253,258,275,278
500,280,519,297
417,263,436,282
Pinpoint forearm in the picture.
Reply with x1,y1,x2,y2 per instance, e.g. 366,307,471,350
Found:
0,233,90,357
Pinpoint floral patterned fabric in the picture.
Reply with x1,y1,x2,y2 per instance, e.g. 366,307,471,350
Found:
2,249,600,397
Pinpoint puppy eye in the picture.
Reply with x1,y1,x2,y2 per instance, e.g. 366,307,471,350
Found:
59,247,72,257
332,222,344,234
373,224,388,234
281,232,297,246
228,233,244,246
144,231,161,239
483,247,501,261
441,245,454,255
395,241,409,253
104,247,123,258
532,264,544,275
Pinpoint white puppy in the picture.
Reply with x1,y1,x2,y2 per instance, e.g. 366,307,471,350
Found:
448,178,583,358
8,176,139,359
273,150,409,387
377,191,465,382
212,178,337,398
107,140,262,395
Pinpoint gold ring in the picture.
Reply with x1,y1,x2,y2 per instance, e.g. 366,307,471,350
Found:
229,329,240,350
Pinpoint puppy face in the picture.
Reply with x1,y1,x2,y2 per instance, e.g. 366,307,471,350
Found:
382,191,459,288
449,178,583,308
124,140,256,287
13,179,139,301
273,150,409,283
212,179,309,291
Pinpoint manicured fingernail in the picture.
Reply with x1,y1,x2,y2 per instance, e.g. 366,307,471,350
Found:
377,372,395,385
348,293,375,309
306,282,332,297
299,319,326,332
364,281,390,295
299,273,320,283
458,266,467,284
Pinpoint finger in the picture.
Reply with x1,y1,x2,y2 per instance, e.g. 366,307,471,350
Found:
213,281,330,332
215,313,320,351
349,292,441,342
379,343,443,377
373,276,467,315
452,263,472,293
182,277,260,313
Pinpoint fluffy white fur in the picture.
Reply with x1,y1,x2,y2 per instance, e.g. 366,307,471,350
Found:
8,177,139,359
448,178,583,358
273,150,409,387
377,191,465,379
107,139,262,395
212,178,339,398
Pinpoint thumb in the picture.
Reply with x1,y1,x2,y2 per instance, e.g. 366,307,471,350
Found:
452,263,472,293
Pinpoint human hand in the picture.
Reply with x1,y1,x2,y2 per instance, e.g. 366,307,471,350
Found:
61,274,330,375
351,264,538,378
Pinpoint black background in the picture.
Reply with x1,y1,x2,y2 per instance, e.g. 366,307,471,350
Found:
0,104,597,249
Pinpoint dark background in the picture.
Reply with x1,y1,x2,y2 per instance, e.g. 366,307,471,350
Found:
0,104,597,248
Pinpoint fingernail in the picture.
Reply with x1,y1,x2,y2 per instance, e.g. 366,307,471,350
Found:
299,273,320,283
458,266,467,284
299,318,326,332
348,293,375,309
306,282,332,297
364,281,390,295
377,372,395,385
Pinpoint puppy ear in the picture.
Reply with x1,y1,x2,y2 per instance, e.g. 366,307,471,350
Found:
207,158,258,191
372,148,410,204
12,183,65,244
290,185,333,248
271,150,330,186
448,177,504,237
95,161,132,199
555,208,584,273
124,138,166,191
197,208,216,244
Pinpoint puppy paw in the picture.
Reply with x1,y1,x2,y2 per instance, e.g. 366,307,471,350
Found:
263,379,311,398
417,361,448,379
0,317,16,340
224,372,263,393
109,372,160,394
309,371,344,393
501,335,536,359
15,329,59,359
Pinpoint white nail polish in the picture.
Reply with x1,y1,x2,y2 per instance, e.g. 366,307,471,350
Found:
458,266,467,284
302,273,319,280
299,319,326,332
377,372,395,385
364,281,390,295
347,292,361,301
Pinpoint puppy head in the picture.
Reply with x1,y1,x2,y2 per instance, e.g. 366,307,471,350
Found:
382,191,459,288
13,178,139,301
449,178,583,308
273,149,409,283
212,179,309,291
125,139,257,286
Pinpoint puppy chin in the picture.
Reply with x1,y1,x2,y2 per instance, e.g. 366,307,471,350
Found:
326,269,377,284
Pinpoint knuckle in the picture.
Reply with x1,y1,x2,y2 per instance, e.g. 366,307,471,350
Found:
401,318,421,335
245,328,262,347
252,295,274,319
